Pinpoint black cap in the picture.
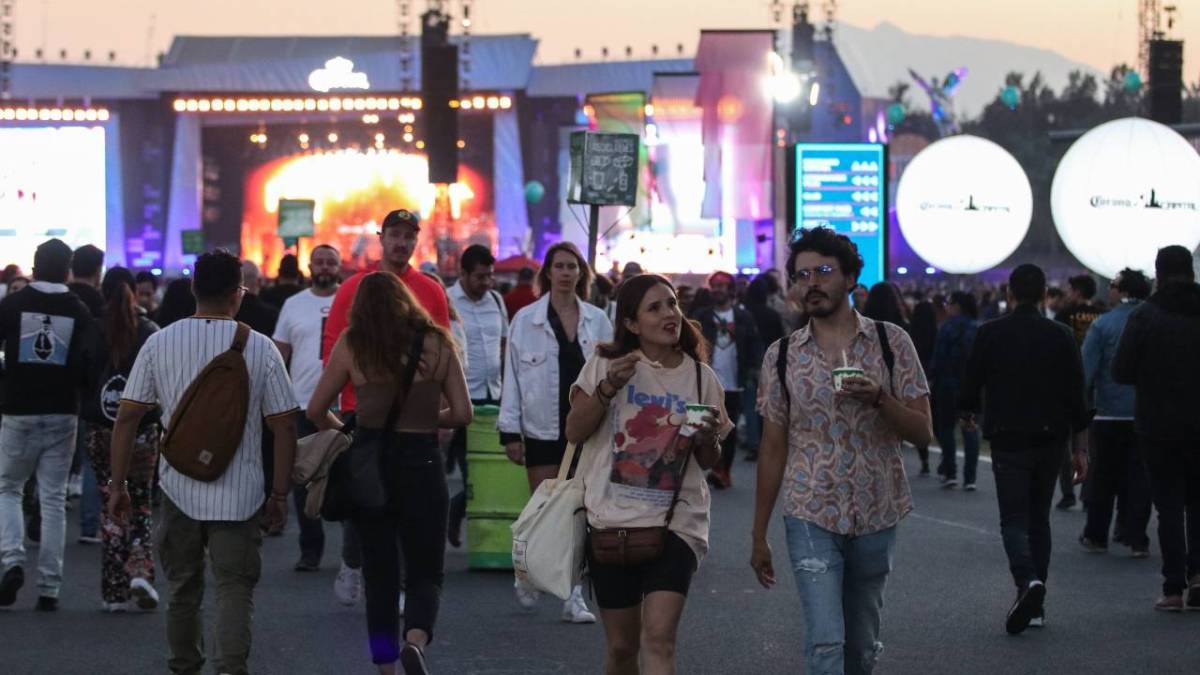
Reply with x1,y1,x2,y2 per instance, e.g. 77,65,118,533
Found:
381,209,420,233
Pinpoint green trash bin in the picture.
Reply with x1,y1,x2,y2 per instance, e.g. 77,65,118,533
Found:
463,404,529,569
467,404,503,454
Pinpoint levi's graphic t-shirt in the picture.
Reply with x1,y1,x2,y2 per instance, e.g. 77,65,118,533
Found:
572,353,732,560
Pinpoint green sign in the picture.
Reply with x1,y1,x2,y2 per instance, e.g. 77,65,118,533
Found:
278,199,316,239
181,230,205,256
567,131,640,206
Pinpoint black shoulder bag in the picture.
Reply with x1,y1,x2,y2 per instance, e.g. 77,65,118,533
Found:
322,328,426,522
588,360,705,567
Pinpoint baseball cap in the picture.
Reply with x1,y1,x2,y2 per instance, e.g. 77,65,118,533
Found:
381,209,421,233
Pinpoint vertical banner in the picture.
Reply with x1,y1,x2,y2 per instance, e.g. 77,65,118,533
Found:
694,30,774,223
585,92,650,231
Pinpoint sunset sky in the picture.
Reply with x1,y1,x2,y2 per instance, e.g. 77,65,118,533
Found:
12,0,1199,80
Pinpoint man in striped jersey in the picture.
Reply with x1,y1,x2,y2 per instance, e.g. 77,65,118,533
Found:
107,250,299,675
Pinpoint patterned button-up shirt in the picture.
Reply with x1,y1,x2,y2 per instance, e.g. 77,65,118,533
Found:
757,312,929,536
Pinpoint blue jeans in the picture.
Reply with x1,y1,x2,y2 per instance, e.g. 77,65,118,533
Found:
0,414,78,598
76,420,101,538
785,518,897,675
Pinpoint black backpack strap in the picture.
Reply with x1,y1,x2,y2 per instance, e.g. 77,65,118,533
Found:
776,333,791,411
875,321,894,394
489,290,505,316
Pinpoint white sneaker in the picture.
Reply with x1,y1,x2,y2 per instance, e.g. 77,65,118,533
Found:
561,585,596,624
334,563,363,606
398,591,406,617
101,601,127,613
964,483,977,492
129,577,159,610
514,577,540,611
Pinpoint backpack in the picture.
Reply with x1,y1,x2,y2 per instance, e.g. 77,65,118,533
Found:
777,320,895,411
161,322,252,482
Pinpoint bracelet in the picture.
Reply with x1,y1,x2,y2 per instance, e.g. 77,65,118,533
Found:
106,479,128,488
597,381,615,402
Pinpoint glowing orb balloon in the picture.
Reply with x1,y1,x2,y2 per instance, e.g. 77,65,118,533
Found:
1051,117,1200,280
896,135,1033,274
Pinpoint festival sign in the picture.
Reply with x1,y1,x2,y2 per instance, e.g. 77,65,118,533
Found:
567,131,640,207
1051,117,1200,279
895,135,1032,274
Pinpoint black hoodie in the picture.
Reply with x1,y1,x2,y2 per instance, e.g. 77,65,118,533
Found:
1113,281,1200,442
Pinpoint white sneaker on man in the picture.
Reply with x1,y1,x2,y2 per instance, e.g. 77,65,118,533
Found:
514,577,540,610
334,562,363,606
129,577,159,610
561,585,596,624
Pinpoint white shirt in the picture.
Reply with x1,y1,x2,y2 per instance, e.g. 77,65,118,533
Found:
499,294,614,440
448,282,508,401
711,307,739,391
273,289,336,408
123,317,298,521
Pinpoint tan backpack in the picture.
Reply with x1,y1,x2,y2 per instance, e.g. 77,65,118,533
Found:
161,322,252,482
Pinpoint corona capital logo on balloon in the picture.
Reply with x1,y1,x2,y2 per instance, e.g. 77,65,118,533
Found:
896,135,1032,275
1052,117,1200,280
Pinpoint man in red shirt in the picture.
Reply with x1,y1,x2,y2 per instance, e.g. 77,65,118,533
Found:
503,265,538,320
321,208,451,413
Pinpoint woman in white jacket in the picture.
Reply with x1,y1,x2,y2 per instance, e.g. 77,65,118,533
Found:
499,241,612,622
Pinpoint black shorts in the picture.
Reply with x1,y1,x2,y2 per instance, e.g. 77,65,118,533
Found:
523,437,568,468
586,531,698,610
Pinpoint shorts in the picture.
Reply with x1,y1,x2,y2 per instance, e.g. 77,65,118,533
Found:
586,530,698,609
523,437,568,468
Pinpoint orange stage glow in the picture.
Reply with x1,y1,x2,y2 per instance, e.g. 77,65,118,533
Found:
240,149,494,275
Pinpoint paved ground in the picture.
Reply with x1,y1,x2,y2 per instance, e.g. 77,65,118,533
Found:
3,447,1199,674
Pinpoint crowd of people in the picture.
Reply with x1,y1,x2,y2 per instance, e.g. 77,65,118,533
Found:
0,216,1197,675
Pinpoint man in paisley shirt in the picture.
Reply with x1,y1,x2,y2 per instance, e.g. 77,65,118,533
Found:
751,227,932,675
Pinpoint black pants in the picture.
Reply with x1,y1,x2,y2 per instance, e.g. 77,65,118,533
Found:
353,433,448,664
719,391,742,472
1083,421,1151,548
991,436,1064,589
1140,438,1200,596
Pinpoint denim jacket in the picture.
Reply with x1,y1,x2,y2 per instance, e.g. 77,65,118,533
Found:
1082,300,1138,419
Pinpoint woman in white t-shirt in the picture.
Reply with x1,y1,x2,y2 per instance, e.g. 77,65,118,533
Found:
565,274,731,674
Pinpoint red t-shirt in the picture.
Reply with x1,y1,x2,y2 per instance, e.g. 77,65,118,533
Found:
503,283,538,320
321,263,451,412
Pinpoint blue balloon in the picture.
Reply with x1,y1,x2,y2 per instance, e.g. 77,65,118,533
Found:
524,180,546,205
886,103,906,126
1001,86,1021,110
1123,70,1142,93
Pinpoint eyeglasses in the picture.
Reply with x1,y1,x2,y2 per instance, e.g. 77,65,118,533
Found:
238,285,249,294
790,265,838,282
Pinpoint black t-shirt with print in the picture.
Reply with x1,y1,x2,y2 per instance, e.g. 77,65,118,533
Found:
0,286,95,415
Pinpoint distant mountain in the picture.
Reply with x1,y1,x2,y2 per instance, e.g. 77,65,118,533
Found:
834,21,1106,117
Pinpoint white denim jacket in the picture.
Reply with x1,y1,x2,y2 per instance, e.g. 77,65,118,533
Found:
498,294,613,441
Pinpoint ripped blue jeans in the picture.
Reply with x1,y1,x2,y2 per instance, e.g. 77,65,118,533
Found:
784,518,896,675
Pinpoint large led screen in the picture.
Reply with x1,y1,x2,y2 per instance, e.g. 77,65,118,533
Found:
0,126,107,271
794,143,887,288
239,149,495,275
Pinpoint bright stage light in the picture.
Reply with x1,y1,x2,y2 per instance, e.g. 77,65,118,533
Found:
808,81,820,106
896,135,1032,274
327,132,339,143
1051,117,1200,279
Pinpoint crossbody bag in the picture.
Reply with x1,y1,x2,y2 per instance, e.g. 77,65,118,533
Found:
588,359,704,567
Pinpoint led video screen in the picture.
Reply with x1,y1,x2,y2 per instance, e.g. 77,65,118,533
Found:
0,126,107,271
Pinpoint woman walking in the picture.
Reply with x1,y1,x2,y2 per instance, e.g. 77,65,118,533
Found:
499,241,612,621
307,272,472,675
566,274,730,675
83,267,161,611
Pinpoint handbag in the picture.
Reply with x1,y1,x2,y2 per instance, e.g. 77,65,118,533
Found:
321,328,425,522
588,360,704,567
510,440,588,601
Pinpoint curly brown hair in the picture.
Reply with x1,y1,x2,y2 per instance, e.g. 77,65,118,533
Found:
346,272,454,380
597,274,709,363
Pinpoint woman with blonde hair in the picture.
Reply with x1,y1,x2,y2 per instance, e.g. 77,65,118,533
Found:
499,241,612,621
308,271,472,675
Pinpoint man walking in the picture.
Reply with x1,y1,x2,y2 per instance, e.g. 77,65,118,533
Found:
959,264,1091,634
1079,269,1152,558
108,249,297,674
692,271,761,488
273,244,341,571
0,239,96,611
445,245,507,547
1114,246,1200,611
1053,273,1105,510
67,244,106,545
752,227,932,674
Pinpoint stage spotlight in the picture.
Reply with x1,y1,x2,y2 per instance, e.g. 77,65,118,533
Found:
416,140,425,149
472,96,484,109
185,100,199,112
461,100,473,110
486,96,499,109
809,82,821,106
403,132,414,142
173,100,186,112
327,132,339,143
456,139,466,149
298,133,310,144
499,96,512,109
97,110,109,121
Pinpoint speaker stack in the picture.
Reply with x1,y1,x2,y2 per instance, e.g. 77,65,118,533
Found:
421,10,459,184
1147,39,1183,125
